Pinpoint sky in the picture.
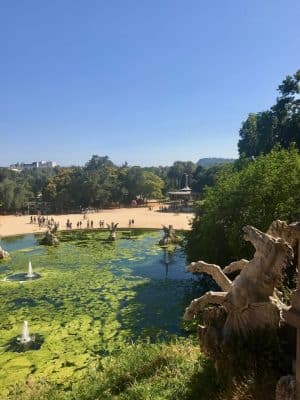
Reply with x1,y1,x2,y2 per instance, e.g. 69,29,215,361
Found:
0,0,299,167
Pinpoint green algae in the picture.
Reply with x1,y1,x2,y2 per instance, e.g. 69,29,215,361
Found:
0,230,198,396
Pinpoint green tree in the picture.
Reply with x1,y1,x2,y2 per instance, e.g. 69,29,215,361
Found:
140,171,164,201
186,147,300,265
238,69,300,157
0,178,32,212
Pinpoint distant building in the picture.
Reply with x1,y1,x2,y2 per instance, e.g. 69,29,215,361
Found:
167,173,193,212
9,161,58,171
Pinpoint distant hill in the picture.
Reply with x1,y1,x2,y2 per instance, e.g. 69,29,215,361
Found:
196,158,236,168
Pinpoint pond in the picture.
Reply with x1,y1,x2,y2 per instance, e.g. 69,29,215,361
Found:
0,230,209,391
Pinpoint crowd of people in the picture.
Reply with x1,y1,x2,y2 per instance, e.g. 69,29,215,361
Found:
30,215,60,230
29,214,137,232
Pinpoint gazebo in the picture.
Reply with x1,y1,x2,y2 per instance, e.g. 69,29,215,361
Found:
167,174,193,212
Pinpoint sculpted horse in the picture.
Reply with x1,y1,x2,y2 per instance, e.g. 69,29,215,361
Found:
184,223,293,336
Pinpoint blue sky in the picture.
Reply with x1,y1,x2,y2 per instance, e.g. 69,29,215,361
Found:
0,0,299,166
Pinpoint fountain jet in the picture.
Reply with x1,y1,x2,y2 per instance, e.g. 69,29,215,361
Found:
19,321,32,344
26,261,34,278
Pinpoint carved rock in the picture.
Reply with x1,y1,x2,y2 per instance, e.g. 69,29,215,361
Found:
0,246,9,259
184,222,293,337
39,228,59,246
107,222,118,241
159,225,181,246
275,375,296,400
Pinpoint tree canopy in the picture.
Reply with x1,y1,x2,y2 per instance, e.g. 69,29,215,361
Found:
238,69,300,157
186,147,300,265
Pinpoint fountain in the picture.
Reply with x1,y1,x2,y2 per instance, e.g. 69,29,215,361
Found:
4,260,41,282
107,222,119,241
5,320,44,352
18,321,32,344
27,261,35,278
159,225,181,246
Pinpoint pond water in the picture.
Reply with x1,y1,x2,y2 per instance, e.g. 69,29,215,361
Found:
0,230,209,391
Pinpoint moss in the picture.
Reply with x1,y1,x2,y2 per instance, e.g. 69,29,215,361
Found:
0,230,197,396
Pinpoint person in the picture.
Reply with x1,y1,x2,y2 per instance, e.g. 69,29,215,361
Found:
79,221,82,228
91,220,93,229
77,222,79,229
87,220,90,229
132,219,134,225
129,219,131,227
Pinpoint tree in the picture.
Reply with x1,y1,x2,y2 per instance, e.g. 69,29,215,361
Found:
238,69,300,157
0,178,32,212
186,147,300,265
140,171,164,201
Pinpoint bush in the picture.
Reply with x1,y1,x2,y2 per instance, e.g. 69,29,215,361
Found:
186,147,300,265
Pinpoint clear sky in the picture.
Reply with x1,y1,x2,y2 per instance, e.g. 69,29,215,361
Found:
0,0,299,166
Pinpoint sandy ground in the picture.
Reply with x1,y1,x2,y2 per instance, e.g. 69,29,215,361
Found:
0,207,194,238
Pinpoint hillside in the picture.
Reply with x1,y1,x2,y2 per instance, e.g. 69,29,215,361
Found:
196,158,236,168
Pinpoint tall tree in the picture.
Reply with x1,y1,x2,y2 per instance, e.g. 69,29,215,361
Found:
186,147,300,265
238,69,300,157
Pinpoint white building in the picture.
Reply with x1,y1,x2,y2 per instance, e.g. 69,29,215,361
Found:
9,161,58,171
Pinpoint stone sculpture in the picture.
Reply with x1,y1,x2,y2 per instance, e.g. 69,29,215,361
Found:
107,222,118,241
0,245,9,259
184,223,293,336
39,225,59,246
275,375,296,400
159,225,181,246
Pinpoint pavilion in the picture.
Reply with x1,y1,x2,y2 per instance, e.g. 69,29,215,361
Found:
166,174,193,212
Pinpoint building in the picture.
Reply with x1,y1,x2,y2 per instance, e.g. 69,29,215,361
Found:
166,174,193,212
9,161,58,171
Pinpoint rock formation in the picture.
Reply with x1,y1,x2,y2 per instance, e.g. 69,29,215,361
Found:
159,225,181,246
107,222,118,241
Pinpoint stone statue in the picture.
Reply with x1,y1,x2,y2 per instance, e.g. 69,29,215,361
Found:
39,224,59,246
159,225,181,246
0,245,9,259
107,222,118,241
184,223,293,337
275,375,296,400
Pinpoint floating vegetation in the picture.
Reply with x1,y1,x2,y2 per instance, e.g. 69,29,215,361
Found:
0,230,202,395
6,333,44,353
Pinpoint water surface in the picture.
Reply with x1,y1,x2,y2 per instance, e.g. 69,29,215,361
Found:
0,230,206,390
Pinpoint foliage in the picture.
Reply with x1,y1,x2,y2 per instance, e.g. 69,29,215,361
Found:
238,69,300,157
191,164,223,195
0,230,196,395
186,147,300,265
0,176,32,212
0,155,168,213
6,340,222,400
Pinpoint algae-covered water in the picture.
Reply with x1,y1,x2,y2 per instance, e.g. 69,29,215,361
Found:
0,230,203,392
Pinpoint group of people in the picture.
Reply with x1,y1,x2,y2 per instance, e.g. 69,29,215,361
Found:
30,214,138,232
159,206,169,212
30,215,60,230
67,218,106,230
